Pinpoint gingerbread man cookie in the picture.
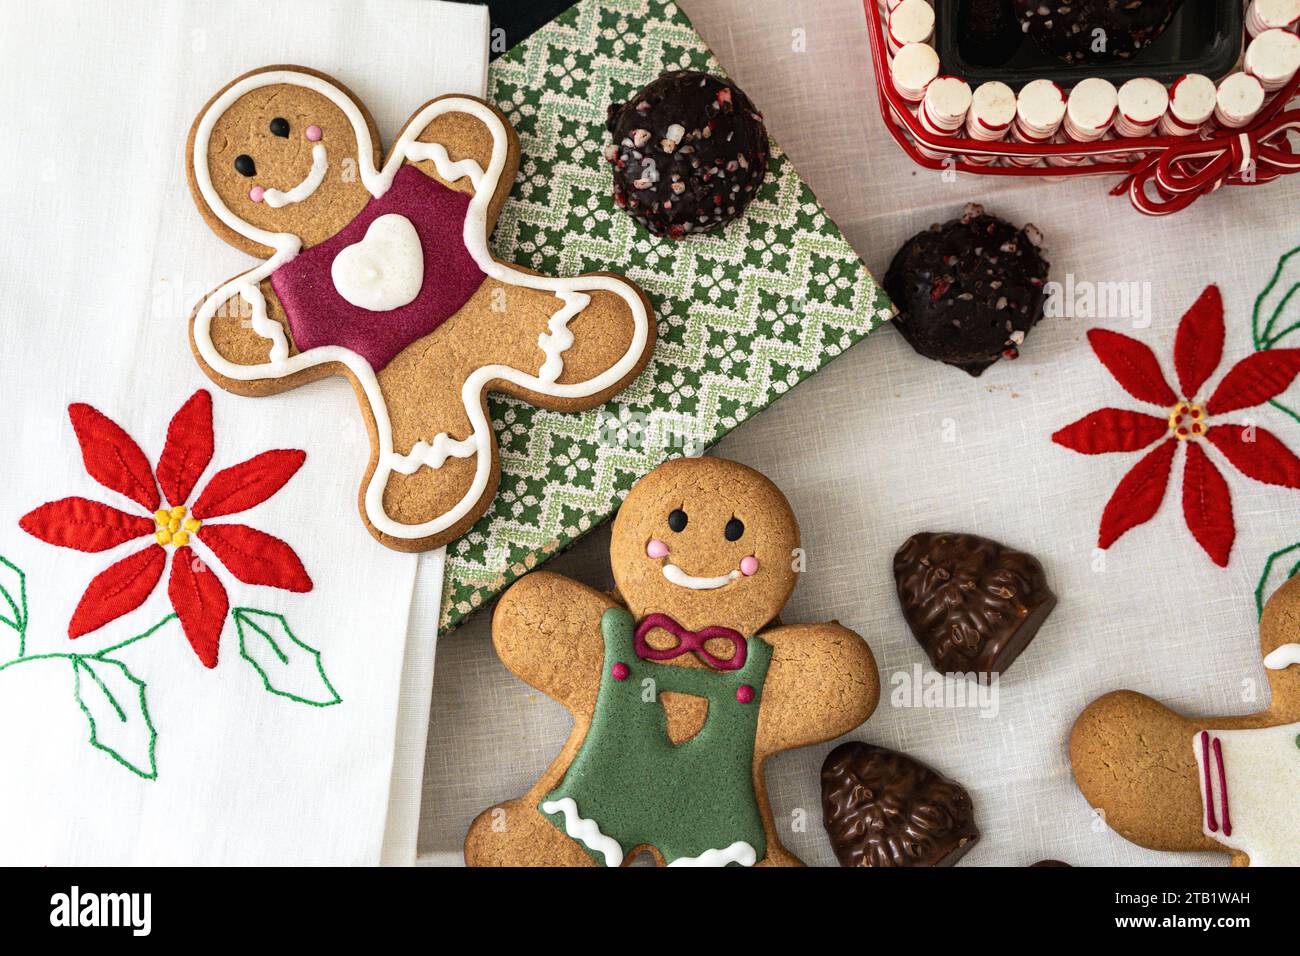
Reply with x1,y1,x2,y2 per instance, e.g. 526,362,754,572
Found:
1071,572,1300,866
464,456,880,867
186,66,655,551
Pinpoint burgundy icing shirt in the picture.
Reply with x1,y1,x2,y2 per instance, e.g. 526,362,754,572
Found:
270,164,486,371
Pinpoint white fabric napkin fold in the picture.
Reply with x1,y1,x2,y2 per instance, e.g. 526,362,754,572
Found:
0,0,487,865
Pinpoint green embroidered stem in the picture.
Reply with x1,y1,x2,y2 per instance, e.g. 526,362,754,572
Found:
1256,541,1300,618
0,555,28,657
91,613,177,660
0,651,74,674
1253,244,1300,349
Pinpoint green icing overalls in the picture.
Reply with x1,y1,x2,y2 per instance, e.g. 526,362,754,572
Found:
539,607,772,866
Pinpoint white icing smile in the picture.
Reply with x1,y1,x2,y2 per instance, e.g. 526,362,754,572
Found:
330,213,424,311
661,563,741,590
264,142,328,208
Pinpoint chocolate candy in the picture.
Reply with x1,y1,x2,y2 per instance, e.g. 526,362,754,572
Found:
894,531,1056,676
1030,859,1072,867
821,742,979,867
604,70,769,239
958,0,1021,66
883,204,1049,376
1014,0,1182,65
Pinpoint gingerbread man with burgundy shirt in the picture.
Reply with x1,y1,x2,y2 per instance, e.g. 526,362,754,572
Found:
1071,571,1300,866
185,66,655,552
465,456,880,867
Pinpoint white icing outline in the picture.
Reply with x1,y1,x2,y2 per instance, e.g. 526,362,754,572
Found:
1263,642,1300,670
540,798,758,868
330,213,424,311
540,797,623,867
666,840,758,867
662,563,741,590
190,70,650,539
537,291,588,383
263,142,328,207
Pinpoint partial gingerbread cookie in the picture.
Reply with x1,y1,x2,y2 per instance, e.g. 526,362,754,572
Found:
465,456,880,867
884,204,1049,376
821,741,979,867
605,70,769,238
1071,572,1300,866
186,66,656,552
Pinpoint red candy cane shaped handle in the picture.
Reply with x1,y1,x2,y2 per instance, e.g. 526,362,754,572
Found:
1117,100,1300,215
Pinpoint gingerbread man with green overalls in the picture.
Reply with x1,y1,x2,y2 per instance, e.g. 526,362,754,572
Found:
465,456,880,867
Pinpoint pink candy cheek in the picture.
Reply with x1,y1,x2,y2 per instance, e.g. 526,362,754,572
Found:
248,185,266,203
305,124,323,142
646,538,669,559
740,555,759,576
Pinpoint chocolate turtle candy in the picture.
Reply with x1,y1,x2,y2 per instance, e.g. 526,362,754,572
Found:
884,204,1049,376
821,742,980,867
1014,0,1182,65
604,70,769,239
894,531,1057,676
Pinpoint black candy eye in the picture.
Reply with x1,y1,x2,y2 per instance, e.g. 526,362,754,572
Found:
234,154,256,177
667,508,688,533
269,117,290,138
724,517,745,541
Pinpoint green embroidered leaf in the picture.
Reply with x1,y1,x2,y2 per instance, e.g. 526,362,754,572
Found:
1256,541,1300,619
234,608,341,706
0,554,27,638
71,656,157,780
1254,245,1300,351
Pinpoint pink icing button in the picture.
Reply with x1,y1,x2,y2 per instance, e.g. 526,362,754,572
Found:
739,555,759,576
736,684,755,704
646,538,669,559
305,124,323,142
611,662,630,682
249,185,266,203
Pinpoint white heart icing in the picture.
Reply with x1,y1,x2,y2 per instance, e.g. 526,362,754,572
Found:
330,214,423,311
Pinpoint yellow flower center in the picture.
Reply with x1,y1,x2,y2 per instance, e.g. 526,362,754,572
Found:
1168,401,1206,441
154,505,201,547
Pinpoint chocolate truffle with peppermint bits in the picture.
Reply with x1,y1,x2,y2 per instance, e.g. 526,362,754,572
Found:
1014,0,1182,65
604,70,769,239
884,204,1049,376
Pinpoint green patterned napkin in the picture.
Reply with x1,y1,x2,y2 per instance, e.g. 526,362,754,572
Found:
439,0,893,632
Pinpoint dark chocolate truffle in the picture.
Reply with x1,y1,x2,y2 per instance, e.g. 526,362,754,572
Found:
884,203,1049,375
1014,0,1182,65
821,742,980,867
894,531,1057,676
604,70,769,239
959,0,1022,66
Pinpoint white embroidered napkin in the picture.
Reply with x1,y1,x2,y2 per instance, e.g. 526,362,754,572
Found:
0,0,487,865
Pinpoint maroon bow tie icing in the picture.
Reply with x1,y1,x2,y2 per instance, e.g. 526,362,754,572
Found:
633,613,747,671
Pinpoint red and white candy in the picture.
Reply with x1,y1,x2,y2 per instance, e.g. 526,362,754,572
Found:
1215,72,1267,128
1245,28,1300,91
888,0,935,56
1245,0,1300,37
1158,73,1217,136
1007,79,1066,166
1063,78,1118,142
1114,78,1169,137
890,42,940,103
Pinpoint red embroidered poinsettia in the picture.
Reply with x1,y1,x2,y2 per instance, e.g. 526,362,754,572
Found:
19,390,312,666
1054,285,1300,567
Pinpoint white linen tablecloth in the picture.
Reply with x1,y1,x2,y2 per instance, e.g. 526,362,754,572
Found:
417,0,1300,866
0,0,488,865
